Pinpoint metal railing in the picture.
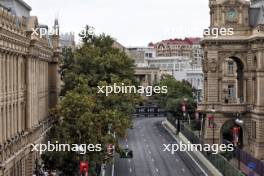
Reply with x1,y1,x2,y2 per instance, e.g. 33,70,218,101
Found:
179,123,246,176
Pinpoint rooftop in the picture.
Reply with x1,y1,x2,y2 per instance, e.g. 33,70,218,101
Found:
17,0,31,10
154,37,202,46
0,0,31,11
250,0,264,26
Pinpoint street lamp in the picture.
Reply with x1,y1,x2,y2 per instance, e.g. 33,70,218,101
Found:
233,112,243,170
199,113,206,139
182,98,190,127
76,145,89,176
105,123,116,176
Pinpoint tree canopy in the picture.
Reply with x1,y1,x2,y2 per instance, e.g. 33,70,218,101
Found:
42,26,140,175
155,75,197,122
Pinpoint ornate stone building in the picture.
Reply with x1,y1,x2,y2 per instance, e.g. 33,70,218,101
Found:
199,0,264,159
0,0,60,175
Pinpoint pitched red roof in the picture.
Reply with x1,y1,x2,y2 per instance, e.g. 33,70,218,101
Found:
153,37,201,46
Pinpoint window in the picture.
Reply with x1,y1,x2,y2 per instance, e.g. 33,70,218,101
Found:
228,61,234,75
145,53,153,58
228,85,235,97
168,64,173,70
149,64,155,68
252,120,257,139
161,64,167,69
149,53,152,58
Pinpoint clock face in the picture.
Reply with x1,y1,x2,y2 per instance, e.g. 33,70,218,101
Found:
227,9,237,22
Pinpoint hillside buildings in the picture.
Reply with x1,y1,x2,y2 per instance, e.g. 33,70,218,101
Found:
127,38,204,101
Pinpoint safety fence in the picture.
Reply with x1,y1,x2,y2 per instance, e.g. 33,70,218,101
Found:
180,123,246,176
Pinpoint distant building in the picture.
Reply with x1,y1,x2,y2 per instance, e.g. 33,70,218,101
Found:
147,56,191,80
0,0,31,17
134,67,161,87
60,33,76,49
152,37,203,67
126,43,203,101
112,41,128,53
146,56,203,101
126,47,156,68
186,68,203,102
189,38,204,67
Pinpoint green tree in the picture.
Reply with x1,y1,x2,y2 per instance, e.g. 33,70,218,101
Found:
42,26,140,175
155,75,196,123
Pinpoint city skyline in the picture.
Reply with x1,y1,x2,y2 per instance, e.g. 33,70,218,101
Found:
26,0,209,46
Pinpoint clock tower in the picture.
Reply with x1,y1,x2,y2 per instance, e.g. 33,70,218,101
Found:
209,0,250,33
200,0,264,160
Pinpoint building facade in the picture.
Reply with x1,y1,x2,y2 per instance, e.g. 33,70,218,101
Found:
127,47,156,68
153,37,203,67
0,1,60,175
126,46,159,87
199,0,264,159
147,56,204,101
134,67,161,87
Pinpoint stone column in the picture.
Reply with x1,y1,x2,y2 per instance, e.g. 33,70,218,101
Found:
26,57,32,131
256,72,264,107
0,107,2,144
243,78,247,103
0,52,3,144
3,105,6,143
48,61,59,108
2,53,6,142
17,56,21,134
0,52,2,95
7,53,11,140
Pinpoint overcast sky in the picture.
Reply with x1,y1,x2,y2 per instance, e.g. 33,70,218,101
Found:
25,0,210,46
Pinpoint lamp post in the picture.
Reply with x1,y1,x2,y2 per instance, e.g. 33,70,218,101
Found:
182,98,190,127
199,113,206,139
194,110,200,137
107,123,116,176
233,112,243,170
